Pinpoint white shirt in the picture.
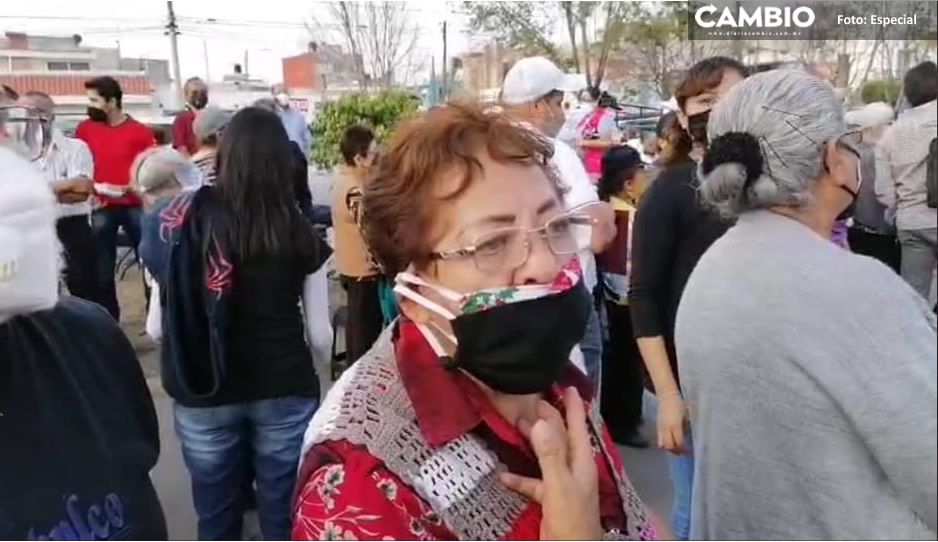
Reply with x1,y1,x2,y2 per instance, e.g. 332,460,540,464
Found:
33,129,94,218
557,103,593,146
875,100,938,231
516,121,600,291
550,138,599,291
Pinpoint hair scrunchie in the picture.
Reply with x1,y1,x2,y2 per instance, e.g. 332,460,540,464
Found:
701,132,765,187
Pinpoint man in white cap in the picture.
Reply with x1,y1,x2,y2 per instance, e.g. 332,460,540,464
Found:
501,56,616,389
0,94,167,540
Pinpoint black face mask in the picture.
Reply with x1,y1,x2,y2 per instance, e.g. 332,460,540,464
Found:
836,184,858,221
189,91,208,110
444,281,593,395
86,107,108,123
686,109,710,145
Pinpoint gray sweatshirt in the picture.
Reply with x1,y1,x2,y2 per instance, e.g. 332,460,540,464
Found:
676,210,937,540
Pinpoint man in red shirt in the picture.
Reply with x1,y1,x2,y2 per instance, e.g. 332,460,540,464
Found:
76,76,155,320
172,77,208,156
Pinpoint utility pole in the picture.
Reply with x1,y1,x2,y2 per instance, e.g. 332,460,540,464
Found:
441,20,448,101
202,39,211,82
430,55,437,105
166,1,183,102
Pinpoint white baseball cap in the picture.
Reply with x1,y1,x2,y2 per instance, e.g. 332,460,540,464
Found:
501,57,586,105
845,102,893,130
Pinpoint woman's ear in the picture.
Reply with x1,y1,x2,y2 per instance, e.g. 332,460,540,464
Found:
822,139,839,175
677,110,689,130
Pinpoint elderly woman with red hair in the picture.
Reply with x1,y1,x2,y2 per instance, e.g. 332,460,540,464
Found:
291,103,661,540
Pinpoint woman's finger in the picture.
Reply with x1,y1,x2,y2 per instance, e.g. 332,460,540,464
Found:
499,472,544,503
562,387,594,479
659,427,674,452
536,399,567,438
528,418,572,487
673,428,685,455
535,400,570,459
666,427,683,454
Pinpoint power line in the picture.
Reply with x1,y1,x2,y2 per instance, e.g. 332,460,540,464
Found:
82,26,167,35
0,14,163,23
177,16,313,29
6,26,166,36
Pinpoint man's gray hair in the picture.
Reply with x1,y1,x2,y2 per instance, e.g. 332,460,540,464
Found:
131,146,201,195
699,69,845,218
253,97,277,113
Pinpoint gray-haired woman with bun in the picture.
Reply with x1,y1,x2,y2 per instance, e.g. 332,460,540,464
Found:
675,69,937,540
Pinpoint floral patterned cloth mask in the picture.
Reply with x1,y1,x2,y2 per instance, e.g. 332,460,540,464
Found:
394,256,582,320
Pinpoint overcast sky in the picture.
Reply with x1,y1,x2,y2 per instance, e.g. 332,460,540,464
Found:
1,0,473,85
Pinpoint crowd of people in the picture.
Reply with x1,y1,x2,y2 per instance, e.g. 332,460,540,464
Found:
0,50,935,541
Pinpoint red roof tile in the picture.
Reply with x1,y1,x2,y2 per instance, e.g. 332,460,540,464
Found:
0,73,152,97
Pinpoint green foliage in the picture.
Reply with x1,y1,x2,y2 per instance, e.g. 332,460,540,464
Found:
310,91,418,168
463,2,563,64
861,80,902,105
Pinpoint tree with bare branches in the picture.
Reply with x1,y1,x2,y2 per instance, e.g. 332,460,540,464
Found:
562,2,581,74
615,2,730,99
309,1,422,89
463,2,563,66
466,1,622,87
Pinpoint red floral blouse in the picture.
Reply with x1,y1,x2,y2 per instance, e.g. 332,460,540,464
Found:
292,321,657,540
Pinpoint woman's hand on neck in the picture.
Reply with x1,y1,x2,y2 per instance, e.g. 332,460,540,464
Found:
467,372,543,427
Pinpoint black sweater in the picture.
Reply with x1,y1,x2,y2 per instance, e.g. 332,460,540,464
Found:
0,298,166,539
628,160,731,386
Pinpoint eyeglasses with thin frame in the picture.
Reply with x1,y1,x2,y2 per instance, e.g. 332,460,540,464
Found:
429,207,596,273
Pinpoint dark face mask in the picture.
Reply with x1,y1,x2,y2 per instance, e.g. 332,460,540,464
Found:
446,282,593,395
686,109,710,145
86,106,108,123
189,91,208,110
831,141,863,221
836,185,858,221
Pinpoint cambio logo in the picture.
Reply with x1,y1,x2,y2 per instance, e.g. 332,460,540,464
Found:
695,4,816,28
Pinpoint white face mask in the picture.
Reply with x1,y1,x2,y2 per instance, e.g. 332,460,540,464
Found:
0,148,60,322
275,93,290,107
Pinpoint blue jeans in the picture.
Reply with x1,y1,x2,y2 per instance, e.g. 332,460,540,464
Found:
174,397,318,540
580,306,604,391
666,430,694,540
91,206,142,320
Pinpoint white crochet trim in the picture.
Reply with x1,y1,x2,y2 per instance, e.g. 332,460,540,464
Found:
300,327,651,539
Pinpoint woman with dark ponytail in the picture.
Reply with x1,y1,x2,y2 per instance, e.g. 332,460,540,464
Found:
141,106,333,540
595,146,651,447
654,112,693,167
